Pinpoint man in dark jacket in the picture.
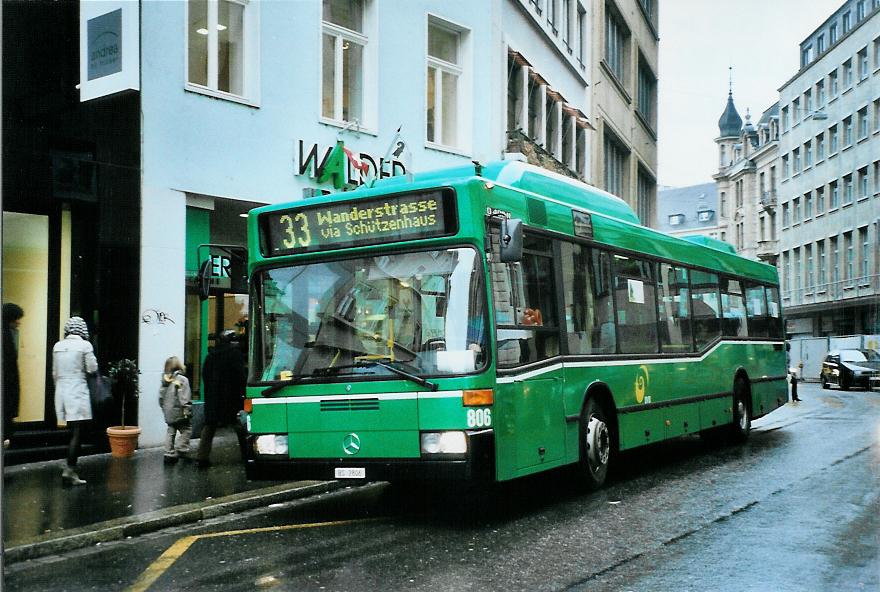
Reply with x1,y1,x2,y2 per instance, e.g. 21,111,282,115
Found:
3,303,24,447
196,330,247,467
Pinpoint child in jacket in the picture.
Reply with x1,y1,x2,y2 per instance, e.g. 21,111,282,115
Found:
159,356,192,463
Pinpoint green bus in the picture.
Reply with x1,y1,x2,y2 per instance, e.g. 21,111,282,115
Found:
243,161,787,489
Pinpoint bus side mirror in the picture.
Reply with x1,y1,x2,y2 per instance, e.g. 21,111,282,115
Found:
500,218,523,263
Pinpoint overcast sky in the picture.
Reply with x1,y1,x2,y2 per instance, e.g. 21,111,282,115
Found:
657,0,844,188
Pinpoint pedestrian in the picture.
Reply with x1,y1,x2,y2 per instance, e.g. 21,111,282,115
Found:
53,316,97,486
197,330,247,467
3,303,24,448
790,368,801,402
159,356,193,464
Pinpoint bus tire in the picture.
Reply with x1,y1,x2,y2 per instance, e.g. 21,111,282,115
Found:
729,377,751,443
575,396,612,491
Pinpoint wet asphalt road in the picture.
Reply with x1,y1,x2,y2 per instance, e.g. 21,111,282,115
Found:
4,382,879,592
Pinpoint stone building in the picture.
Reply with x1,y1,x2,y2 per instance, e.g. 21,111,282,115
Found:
655,182,720,239
589,0,659,226
777,0,880,337
713,92,781,265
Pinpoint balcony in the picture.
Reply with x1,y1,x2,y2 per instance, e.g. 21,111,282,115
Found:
756,239,778,262
759,190,777,212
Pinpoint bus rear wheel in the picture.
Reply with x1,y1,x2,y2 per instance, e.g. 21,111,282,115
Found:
729,377,751,443
575,397,612,490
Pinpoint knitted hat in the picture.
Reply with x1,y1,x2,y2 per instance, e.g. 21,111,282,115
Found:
64,317,89,340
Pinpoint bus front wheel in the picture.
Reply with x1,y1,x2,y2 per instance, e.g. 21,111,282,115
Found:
729,377,751,443
575,397,612,490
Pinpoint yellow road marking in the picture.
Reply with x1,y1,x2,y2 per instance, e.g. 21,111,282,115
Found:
125,518,382,592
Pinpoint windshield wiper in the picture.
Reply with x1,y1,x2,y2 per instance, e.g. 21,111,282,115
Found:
318,360,438,391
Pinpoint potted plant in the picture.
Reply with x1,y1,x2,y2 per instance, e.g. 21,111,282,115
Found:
106,358,141,457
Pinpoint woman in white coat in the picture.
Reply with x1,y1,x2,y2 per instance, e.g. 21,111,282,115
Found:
53,317,98,486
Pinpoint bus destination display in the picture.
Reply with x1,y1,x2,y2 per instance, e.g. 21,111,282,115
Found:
262,189,456,256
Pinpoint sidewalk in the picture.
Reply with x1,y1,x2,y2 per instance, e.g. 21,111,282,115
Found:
1,431,341,564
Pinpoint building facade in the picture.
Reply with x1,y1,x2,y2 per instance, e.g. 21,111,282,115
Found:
589,0,658,226
2,0,601,449
714,97,781,264
777,0,880,337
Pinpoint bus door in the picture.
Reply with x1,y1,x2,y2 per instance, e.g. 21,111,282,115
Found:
491,232,565,475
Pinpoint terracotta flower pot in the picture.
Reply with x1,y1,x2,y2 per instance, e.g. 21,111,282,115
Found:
106,426,141,458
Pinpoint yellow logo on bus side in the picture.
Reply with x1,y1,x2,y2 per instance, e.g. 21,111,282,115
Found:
635,365,650,404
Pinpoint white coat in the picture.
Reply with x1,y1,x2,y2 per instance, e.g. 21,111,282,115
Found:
53,334,98,422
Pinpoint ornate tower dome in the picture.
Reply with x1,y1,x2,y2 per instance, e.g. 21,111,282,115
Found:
718,68,742,138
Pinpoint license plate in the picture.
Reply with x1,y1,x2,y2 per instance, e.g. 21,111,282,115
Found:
335,467,365,479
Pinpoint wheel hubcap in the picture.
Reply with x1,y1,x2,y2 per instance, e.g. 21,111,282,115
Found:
586,415,610,467
737,400,748,430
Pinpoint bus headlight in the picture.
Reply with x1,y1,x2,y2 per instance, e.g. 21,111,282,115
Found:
420,431,467,454
254,435,289,455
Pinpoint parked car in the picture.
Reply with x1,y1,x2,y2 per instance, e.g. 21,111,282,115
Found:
820,349,880,391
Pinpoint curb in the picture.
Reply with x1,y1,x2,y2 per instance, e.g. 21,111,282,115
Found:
4,480,345,564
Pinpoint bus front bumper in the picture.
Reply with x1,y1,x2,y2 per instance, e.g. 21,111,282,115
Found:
244,430,494,482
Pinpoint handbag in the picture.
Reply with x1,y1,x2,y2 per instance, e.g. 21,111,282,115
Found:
87,373,112,411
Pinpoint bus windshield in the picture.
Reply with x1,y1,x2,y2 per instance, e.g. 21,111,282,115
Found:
253,247,487,383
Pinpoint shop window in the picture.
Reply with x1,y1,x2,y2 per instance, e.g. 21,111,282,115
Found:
613,255,658,354
187,0,259,102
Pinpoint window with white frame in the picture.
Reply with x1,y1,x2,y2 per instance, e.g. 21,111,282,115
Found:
858,107,868,138
816,79,825,106
577,4,587,64
829,68,839,96
187,0,257,100
322,0,369,124
426,18,465,149
858,47,869,80
843,58,853,87
859,227,869,280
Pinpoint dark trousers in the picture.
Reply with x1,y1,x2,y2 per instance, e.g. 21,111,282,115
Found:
67,421,85,467
197,421,247,462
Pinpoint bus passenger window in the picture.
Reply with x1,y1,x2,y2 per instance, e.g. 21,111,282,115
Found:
491,230,559,367
561,244,615,354
720,278,748,337
690,270,721,350
765,286,784,338
658,264,693,353
613,255,658,354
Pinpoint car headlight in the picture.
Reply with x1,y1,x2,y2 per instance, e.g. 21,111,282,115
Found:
420,431,467,454
254,434,289,455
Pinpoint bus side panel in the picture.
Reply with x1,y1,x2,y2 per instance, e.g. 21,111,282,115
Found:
751,378,788,419
250,401,288,434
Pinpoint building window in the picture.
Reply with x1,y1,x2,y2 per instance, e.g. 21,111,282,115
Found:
637,55,657,129
816,79,825,106
843,10,851,33
802,45,813,67
817,185,825,213
577,4,587,64
322,0,368,124
858,47,869,80
874,37,880,71
829,124,839,152
816,132,825,160
830,179,839,208
857,0,866,20
804,88,812,112
875,161,880,194
793,147,801,172
547,0,557,29
187,0,257,100
426,18,465,149
806,244,814,290
844,115,853,146
844,173,854,204
782,154,790,177
860,227,869,280
875,98,880,132
782,202,790,227
605,4,629,84
782,251,790,292
857,107,868,139
507,54,523,133
604,129,628,198
829,22,838,44
561,0,571,46
793,98,800,123
804,140,812,167
845,231,854,281
805,191,813,218
668,213,684,226
831,236,840,285
818,241,826,286
843,59,853,87
637,167,655,225
781,106,789,131
858,166,869,199
793,196,801,223
817,33,825,54
829,69,839,96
